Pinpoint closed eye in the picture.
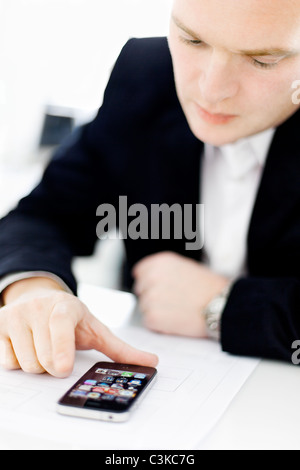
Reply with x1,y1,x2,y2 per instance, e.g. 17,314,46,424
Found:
179,36,204,47
251,58,278,69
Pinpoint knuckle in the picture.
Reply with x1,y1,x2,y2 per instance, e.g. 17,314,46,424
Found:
6,314,23,337
49,297,82,328
156,251,175,262
30,296,47,313
50,304,68,320
52,291,72,305
49,301,72,323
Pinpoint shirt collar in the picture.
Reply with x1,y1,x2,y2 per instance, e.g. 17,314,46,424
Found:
205,127,276,180
245,127,276,167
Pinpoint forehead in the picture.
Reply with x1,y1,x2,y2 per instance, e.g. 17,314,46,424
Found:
172,0,300,51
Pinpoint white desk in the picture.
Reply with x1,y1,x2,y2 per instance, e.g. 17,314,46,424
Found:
0,284,299,450
200,359,300,450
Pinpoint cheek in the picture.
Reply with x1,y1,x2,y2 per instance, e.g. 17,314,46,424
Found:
237,71,299,134
240,78,272,113
169,43,199,96
248,62,299,100
172,55,195,92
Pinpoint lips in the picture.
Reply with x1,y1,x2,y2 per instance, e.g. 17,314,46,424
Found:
196,104,237,125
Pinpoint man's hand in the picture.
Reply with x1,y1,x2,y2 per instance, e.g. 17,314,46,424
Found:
0,278,158,377
132,252,230,338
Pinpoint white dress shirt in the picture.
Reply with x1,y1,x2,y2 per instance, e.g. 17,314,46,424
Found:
201,127,275,279
0,128,276,302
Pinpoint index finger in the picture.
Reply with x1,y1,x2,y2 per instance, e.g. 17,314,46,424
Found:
88,315,159,368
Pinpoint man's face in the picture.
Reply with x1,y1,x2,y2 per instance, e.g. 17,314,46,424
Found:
168,0,300,146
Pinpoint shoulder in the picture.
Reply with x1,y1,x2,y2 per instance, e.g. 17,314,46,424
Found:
104,37,176,104
112,37,172,78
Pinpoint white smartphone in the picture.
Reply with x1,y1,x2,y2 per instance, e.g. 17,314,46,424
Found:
57,361,157,422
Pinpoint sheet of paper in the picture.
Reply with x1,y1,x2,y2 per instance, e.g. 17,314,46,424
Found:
0,284,259,450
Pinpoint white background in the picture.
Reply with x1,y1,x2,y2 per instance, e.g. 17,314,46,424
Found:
0,0,173,288
0,0,173,165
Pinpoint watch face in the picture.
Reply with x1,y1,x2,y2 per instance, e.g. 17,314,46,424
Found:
204,297,225,340
210,297,226,315
204,284,232,340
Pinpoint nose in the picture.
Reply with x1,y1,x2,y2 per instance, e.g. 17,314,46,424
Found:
198,50,239,105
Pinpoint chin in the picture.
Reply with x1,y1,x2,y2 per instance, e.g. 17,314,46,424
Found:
182,107,244,146
188,120,243,146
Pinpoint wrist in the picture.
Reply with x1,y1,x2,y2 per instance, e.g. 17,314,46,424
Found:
2,277,66,305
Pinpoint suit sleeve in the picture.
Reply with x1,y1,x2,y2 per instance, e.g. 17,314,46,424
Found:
221,277,300,363
221,115,300,365
0,39,138,294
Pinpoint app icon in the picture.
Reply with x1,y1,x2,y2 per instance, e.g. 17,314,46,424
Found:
95,368,108,374
121,372,134,377
107,388,120,395
102,376,115,383
109,370,121,376
78,385,93,391
93,386,109,393
116,378,128,384
134,373,146,379
111,383,123,389
119,390,136,398
84,380,97,386
70,390,87,397
128,379,142,386
87,392,101,399
101,394,115,401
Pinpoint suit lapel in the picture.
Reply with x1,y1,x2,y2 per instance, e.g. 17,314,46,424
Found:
145,107,203,260
247,109,300,274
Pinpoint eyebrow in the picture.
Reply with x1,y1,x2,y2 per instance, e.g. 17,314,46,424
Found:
239,48,296,58
172,15,297,58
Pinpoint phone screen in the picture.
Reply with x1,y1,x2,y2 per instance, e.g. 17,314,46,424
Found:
57,362,157,420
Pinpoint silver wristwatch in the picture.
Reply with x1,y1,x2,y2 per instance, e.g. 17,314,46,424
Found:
203,284,232,340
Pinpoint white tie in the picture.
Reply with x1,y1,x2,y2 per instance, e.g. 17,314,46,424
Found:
222,140,261,180
202,139,265,278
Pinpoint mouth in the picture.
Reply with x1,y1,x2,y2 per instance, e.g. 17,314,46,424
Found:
196,104,238,125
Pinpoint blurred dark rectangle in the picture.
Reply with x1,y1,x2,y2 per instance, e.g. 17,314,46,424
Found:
40,113,74,146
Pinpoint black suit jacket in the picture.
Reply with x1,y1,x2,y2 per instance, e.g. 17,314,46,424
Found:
0,37,299,363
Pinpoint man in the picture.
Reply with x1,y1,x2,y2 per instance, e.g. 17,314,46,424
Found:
0,0,299,377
